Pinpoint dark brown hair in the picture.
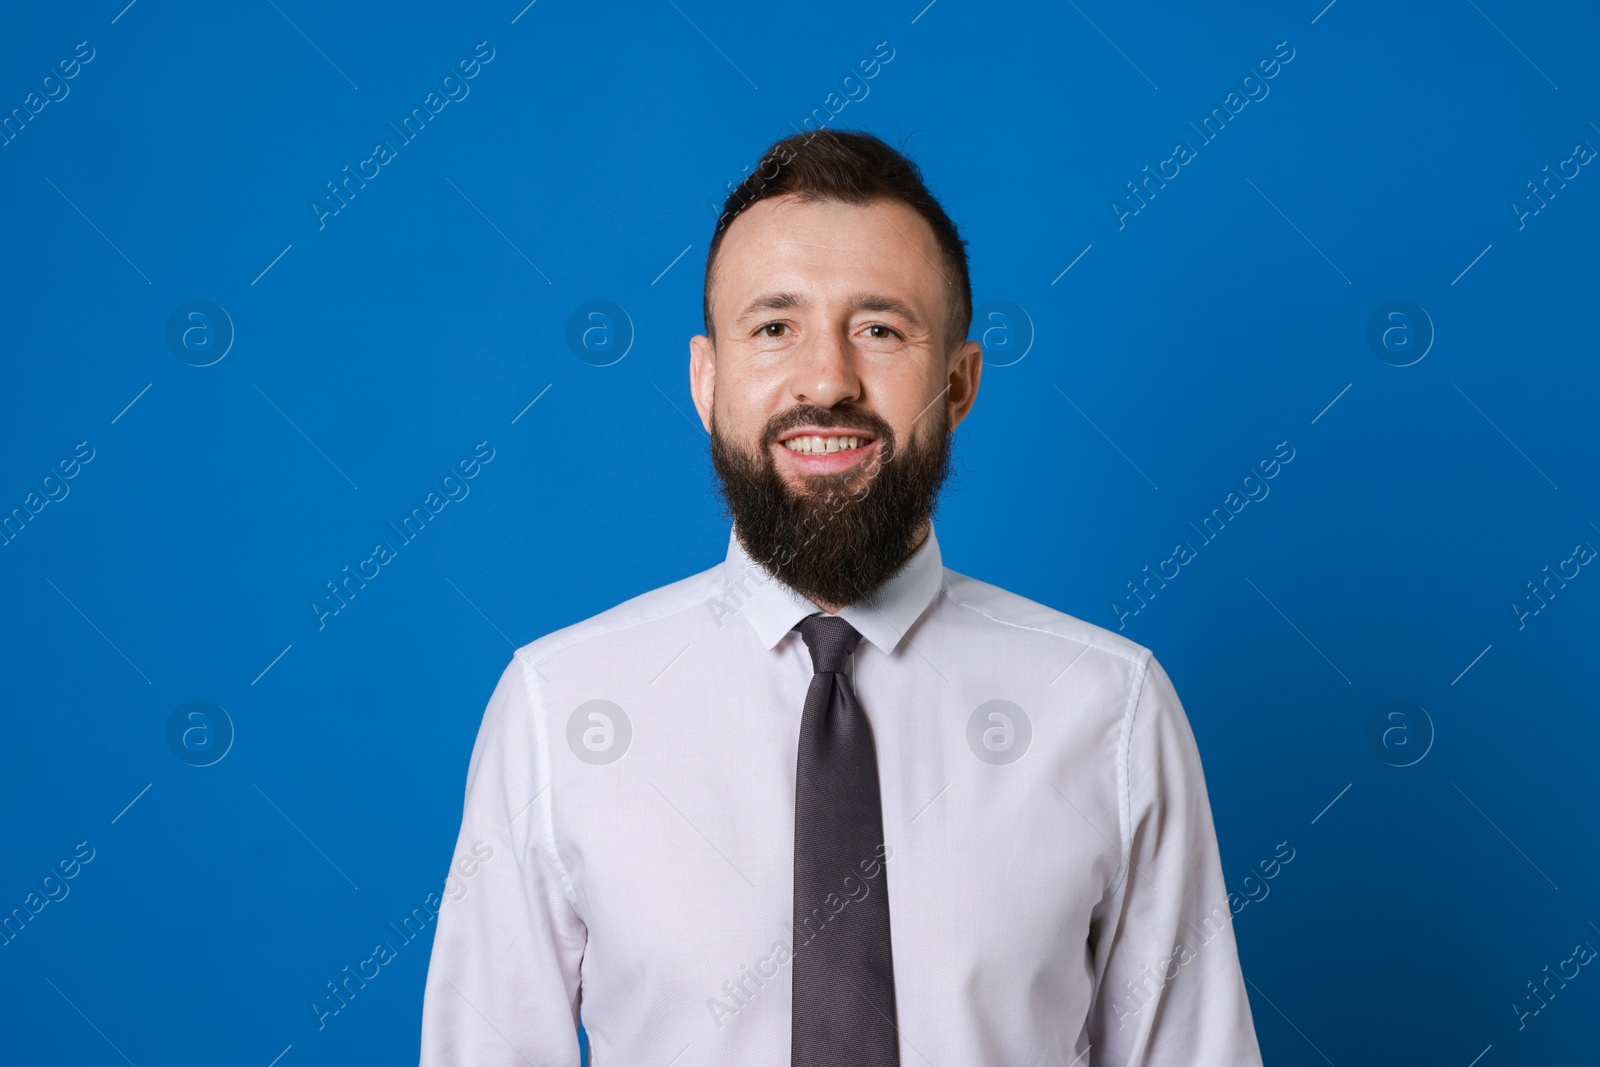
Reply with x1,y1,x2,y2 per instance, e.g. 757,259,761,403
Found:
703,128,972,353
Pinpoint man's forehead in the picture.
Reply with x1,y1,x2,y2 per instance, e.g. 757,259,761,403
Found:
712,195,945,320
721,194,937,257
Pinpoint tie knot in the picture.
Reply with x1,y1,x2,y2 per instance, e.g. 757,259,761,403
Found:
795,613,862,674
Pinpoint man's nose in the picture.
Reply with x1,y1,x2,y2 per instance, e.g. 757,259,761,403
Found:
792,326,862,409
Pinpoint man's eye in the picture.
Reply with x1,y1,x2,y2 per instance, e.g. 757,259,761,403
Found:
759,322,789,337
865,324,899,339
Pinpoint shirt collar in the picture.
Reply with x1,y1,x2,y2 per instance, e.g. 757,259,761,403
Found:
721,523,945,655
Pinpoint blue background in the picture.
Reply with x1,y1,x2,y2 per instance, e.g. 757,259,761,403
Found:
3,0,1597,1063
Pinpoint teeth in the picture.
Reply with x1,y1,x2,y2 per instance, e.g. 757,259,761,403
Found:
784,435,864,454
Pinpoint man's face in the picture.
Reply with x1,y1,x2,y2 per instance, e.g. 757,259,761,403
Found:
690,194,982,608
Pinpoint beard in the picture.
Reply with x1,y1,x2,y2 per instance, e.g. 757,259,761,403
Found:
709,401,953,609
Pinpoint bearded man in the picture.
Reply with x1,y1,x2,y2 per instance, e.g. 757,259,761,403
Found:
420,128,1262,1067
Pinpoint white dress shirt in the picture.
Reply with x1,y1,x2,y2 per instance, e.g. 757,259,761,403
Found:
419,524,1262,1065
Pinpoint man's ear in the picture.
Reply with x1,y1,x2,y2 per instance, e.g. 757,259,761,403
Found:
689,333,716,433
945,339,982,432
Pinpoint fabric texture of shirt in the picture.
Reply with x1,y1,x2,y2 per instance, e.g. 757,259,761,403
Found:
418,524,1263,1065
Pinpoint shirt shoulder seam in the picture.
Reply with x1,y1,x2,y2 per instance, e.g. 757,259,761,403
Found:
519,566,724,669
937,573,1148,668
1110,647,1156,899
510,645,584,917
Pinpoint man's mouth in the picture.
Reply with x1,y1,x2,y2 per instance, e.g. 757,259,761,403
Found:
773,429,879,475
780,433,872,455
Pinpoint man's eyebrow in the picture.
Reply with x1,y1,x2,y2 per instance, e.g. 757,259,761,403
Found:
846,293,925,331
733,291,926,331
735,291,804,323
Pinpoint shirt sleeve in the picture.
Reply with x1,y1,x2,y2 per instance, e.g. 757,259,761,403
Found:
419,652,587,1066
1084,652,1263,1066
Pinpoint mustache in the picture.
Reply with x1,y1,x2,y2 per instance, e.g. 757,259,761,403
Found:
760,404,896,452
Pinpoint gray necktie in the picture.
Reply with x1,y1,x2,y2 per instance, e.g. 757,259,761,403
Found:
791,612,900,1066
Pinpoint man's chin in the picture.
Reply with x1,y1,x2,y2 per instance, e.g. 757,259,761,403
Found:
775,466,872,501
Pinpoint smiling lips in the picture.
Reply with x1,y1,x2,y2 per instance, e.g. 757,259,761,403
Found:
775,429,878,475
